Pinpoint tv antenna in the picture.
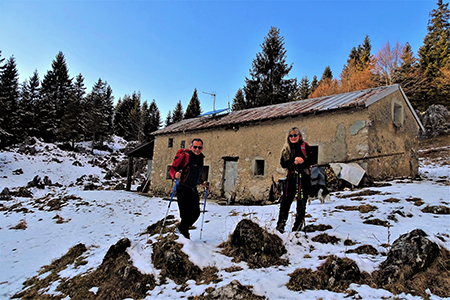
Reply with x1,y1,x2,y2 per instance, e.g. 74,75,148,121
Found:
202,91,216,111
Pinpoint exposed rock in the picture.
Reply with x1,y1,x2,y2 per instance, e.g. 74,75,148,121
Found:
345,244,379,255
14,187,33,198
115,159,129,177
151,234,202,285
421,205,450,215
191,280,266,300
287,255,362,293
27,175,45,189
219,219,288,268
376,229,440,287
0,187,11,200
12,168,23,175
420,104,450,137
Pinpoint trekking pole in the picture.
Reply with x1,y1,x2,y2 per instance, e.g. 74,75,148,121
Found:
200,183,209,240
159,179,178,237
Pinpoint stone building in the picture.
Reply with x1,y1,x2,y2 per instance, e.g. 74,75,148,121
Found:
148,84,424,204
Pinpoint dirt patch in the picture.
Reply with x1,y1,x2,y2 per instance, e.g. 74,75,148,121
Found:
9,219,27,230
287,255,368,293
345,244,379,255
421,205,450,214
13,239,156,300
188,279,266,300
406,197,425,206
152,234,221,286
335,190,383,199
219,219,288,268
303,224,332,233
335,204,377,213
140,214,177,237
311,233,341,244
383,197,401,203
363,218,390,227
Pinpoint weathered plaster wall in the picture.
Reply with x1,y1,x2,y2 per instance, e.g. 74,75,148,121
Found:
366,91,420,179
150,107,372,203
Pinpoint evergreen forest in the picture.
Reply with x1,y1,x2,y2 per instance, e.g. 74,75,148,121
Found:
0,1,448,148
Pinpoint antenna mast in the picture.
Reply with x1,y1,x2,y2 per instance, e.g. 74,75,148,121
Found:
202,91,216,111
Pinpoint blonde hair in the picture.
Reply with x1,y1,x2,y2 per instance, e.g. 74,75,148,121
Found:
281,127,302,160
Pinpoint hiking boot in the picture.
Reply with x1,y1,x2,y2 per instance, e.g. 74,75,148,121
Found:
292,220,304,231
276,225,285,234
176,227,190,239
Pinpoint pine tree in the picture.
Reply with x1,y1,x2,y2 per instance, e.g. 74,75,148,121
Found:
320,66,333,82
18,70,40,139
185,88,202,119
310,75,319,94
232,88,245,111
0,56,20,139
39,51,73,141
340,36,376,93
84,78,113,150
58,74,85,147
171,100,184,123
148,100,161,133
393,43,427,110
418,0,450,108
141,99,161,140
128,92,142,141
165,110,172,127
299,76,311,100
113,92,139,140
0,50,5,73
243,26,296,107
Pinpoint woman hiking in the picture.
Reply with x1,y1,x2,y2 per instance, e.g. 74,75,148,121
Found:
276,127,314,233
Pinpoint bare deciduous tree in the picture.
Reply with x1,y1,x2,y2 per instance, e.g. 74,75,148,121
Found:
374,41,403,86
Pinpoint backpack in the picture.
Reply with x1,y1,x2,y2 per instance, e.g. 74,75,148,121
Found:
169,148,191,180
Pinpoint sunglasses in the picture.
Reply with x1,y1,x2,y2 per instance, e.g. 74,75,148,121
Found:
192,146,203,150
289,134,299,138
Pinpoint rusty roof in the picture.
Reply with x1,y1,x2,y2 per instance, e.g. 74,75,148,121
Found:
152,84,424,135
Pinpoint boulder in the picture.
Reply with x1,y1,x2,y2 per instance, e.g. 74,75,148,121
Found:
420,104,450,137
377,229,440,287
219,219,288,268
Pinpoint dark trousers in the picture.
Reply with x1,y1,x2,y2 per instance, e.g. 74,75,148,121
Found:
176,186,200,234
277,172,309,231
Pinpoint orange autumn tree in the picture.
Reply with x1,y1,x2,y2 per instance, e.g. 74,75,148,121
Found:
310,36,378,99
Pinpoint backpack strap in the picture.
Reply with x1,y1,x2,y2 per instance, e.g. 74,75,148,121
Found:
301,142,312,176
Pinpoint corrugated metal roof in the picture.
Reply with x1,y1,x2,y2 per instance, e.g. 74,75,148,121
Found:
151,84,421,135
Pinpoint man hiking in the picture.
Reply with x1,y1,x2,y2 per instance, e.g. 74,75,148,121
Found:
169,138,209,239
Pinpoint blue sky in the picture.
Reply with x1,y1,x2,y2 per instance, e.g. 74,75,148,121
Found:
1,0,439,120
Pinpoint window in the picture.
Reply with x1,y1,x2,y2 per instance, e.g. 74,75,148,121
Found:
310,146,319,165
393,102,403,126
166,165,172,179
180,140,185,148
201,166,209,183
254,159,265,176
168,138,173,148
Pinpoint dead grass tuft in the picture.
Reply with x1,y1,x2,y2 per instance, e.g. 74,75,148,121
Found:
287,255,363,293
383,197,401,203
336,190,383,199
10,219,27,230
311,233,341,245
219,219,288,268
374,247,450,299
421,205,450,215
303,224,332,232
345,244,379,255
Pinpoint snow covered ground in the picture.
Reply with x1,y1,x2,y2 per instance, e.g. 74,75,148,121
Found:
0,138,449,299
